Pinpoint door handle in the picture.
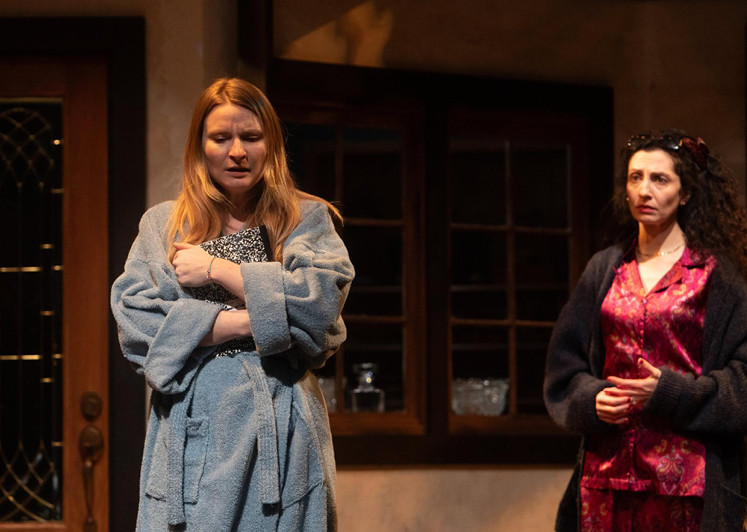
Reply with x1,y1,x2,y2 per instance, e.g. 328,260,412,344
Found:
79,424,104,532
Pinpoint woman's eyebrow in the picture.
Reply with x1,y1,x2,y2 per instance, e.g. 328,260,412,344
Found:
205,128,231,135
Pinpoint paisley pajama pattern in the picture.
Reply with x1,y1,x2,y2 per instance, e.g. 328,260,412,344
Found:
580,487,703,532
581,246,715,531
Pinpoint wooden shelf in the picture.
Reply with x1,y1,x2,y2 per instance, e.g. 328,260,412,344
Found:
449,413,563,435
329,411,425,436
450,317,555,328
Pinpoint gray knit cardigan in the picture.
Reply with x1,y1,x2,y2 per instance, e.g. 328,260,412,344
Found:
111,200,354,531
544,245,747,531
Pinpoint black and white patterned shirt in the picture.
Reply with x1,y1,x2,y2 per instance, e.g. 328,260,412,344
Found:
192,225,272,356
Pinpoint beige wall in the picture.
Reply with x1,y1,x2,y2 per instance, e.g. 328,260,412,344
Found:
338,466,571,532
275,0,747,193
1,0,237,207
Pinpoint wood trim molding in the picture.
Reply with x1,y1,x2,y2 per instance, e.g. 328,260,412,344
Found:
0,17,147,532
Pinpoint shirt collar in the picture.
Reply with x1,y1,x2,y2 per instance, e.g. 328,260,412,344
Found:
621,241,710,293
623,239,706,268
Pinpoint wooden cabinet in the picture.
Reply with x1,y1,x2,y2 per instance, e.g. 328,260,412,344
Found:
270,59,612,463
281,108,426,435
446,109,588,434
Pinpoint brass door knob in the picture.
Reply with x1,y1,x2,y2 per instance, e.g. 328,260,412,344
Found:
79,424,104,532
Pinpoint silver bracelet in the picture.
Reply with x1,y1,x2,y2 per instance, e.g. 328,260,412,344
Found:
206,256,216,285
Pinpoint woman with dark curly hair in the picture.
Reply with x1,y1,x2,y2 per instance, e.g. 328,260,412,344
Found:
545,130,747,531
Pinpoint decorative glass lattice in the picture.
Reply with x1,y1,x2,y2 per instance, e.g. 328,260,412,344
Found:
0,101,64,522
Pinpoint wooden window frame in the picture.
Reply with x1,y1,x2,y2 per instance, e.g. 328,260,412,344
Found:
277,103,427,435
0,16,147,532
446,108,590,435
268,58,613,465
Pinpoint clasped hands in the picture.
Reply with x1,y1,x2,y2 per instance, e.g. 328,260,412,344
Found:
595,358,662,425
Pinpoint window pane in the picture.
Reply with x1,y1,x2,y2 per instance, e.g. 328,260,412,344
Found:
344,285,402,317
515,234,569,321
342,226,402,316
450,138,506,225
285,122,336,202
451,327,509,379
344,323,403,412
342,128,402,220
451,327,509,416
512,144,568,228
516,327,552,414
0,101,64,521
451,230,507,319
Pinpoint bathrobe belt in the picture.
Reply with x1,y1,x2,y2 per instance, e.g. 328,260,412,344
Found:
166,357,282,526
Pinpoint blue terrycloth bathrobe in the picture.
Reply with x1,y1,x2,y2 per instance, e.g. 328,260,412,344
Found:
111,200,354,531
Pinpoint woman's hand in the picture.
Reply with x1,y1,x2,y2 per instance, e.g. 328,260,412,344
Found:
172,242,213,287
596,388,631,425
606,358,662,409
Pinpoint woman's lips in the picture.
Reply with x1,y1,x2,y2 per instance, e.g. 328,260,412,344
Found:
226,167,249,175
636,205,655,213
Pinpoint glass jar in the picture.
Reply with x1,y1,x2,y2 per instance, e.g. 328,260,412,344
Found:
349,362,385,413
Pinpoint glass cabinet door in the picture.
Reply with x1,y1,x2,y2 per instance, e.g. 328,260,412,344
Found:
282,110,425,435
448,110,587,433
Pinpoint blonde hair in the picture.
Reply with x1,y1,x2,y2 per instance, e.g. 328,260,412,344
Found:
166,78,340,261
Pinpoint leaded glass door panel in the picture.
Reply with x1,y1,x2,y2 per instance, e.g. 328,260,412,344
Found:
0,58,109,531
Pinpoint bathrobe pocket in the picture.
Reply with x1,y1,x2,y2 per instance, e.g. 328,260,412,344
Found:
183,416,210,503
145,416,210,504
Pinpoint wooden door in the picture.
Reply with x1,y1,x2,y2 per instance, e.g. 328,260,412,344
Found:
0,57,109,531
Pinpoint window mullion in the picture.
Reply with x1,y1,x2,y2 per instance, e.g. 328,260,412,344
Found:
505,140,518,416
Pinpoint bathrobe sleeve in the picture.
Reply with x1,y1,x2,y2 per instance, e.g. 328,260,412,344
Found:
544,247,620,434
111,203,223,394
240,200,354,368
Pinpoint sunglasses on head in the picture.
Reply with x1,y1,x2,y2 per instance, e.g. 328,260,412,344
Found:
627,134,710,172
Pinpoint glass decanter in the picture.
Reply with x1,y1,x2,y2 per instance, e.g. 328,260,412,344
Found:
349,362,385,413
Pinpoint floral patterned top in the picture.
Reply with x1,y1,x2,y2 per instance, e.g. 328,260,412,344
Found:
191,225,272,356
581,245,716,498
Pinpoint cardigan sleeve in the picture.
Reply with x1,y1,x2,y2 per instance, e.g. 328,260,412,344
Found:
544,250,617,434
645,269,747,434
240,201,354,368
110,206,222,394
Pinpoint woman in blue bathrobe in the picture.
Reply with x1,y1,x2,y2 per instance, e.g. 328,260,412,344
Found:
111,78,354,531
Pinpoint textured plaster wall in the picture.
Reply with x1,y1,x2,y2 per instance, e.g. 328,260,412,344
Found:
1,0,237,207
275,0,747,194
337,466,571,532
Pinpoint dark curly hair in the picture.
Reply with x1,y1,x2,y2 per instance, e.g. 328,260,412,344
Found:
603,128,747,278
